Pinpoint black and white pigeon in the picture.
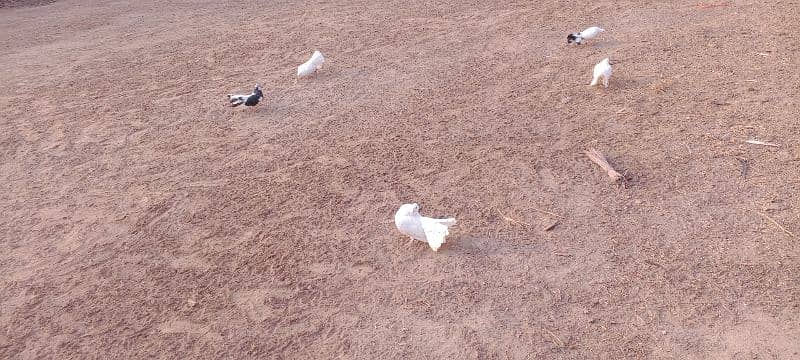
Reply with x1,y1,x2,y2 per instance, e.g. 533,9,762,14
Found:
228,84,263,107
567,26,605,45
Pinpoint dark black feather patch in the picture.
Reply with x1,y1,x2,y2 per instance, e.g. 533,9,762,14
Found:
567,33,580,44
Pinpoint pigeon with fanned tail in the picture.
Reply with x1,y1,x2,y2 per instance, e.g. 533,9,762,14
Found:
590,58,612,88
228,84,263,107
394,203,457,252
297,50,325,78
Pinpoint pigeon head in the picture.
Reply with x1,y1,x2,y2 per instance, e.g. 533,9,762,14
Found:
567,33,580,44
397,203,420,217
253,84,263,98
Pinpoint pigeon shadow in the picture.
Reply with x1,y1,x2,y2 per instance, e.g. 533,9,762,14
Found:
294,70,333,85
256,98,288,117
439,233,515,257
591,40,623,50
604,77,648,91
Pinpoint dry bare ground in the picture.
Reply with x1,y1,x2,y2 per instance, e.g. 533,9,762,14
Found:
1,0,799,358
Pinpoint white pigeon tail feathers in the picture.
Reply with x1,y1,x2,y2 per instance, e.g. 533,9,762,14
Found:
419,217,456,251
297,50,325,78
590,58,612,87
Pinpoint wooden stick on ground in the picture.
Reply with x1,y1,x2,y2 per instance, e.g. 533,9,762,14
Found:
758,211,796,238
495,207,531,226
745,139,781,147
585,148,623,182
542,328,565,348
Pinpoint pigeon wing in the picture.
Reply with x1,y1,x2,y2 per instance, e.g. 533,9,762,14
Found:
420,217,456,251
396,216,427,242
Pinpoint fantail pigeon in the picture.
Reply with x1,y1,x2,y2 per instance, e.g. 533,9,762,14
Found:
297,50,325,78
590,58,612,88
394,203,457,252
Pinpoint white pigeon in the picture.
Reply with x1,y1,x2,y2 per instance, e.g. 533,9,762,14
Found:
567,26,605,45
590,58,612,88
394,203,457,252
297,50,325,78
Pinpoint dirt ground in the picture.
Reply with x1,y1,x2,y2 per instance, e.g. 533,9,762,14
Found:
1,0,799,358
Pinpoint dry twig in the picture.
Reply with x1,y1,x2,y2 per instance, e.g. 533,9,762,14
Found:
745,139,781,147
757,211,796,238
495,207,531,226
585,148,623,182
543,328,565,348
543,220,560,231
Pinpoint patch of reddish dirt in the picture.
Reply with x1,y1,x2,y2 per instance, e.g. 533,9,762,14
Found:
1,0,798,358
0,0,57,9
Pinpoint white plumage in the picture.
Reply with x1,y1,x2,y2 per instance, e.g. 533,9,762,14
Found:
297,50,325,78
568,26,605,44
394,203,457,252
590,58,612,88
580,26,604,40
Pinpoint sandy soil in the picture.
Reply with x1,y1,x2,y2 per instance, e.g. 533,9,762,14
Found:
1,0,799,358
